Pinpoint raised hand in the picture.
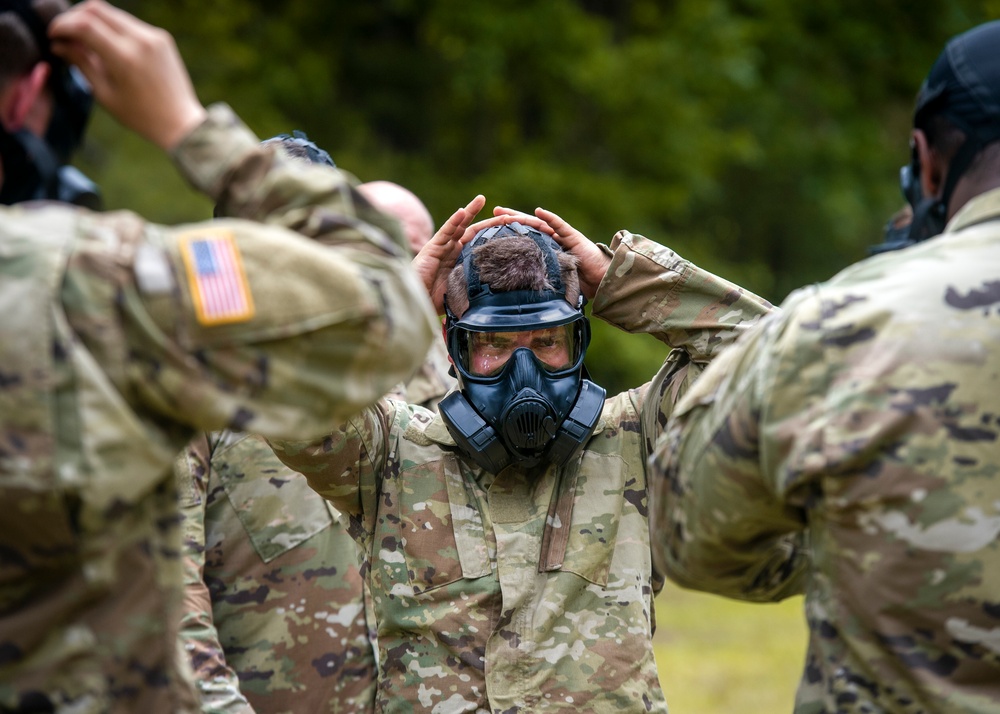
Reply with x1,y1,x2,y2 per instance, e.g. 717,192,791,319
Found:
413,194,486,314
492,206,611,299
49,0,207,151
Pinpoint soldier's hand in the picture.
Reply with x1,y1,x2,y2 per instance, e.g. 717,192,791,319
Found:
49,0,206,151
413,194,486,314
492,206,611,300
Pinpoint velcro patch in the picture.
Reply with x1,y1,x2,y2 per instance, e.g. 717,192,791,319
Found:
179,229,255,325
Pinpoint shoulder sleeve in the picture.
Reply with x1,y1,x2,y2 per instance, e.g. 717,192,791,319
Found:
62,105,436,441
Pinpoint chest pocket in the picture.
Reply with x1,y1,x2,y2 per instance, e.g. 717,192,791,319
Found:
388,455,491,595
214,436,336,563
543,451,633,588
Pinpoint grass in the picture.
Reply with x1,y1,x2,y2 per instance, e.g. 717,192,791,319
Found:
652,581,807,713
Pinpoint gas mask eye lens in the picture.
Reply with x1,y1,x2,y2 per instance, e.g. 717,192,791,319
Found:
461,323,580,377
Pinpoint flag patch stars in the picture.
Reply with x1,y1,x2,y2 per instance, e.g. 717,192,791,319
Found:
179,230,255,325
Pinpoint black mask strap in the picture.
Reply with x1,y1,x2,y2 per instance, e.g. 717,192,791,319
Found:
0,127,59,204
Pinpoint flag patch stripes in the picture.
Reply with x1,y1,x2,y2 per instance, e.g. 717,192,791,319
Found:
179,230,255,325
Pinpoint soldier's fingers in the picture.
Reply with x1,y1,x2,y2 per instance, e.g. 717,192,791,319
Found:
462,194,486,219
534,207,577,239
49,39,102,82
491,208,556,237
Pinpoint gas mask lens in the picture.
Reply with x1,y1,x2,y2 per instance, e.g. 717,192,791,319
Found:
459,322,582,377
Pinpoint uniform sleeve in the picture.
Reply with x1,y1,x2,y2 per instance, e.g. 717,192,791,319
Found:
62,103,437,441
176,434,257,714
589,230,775,460
267,401,396,558
648,290,813,602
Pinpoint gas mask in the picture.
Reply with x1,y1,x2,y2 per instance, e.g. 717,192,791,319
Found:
439,223,606,473
0,0,100,207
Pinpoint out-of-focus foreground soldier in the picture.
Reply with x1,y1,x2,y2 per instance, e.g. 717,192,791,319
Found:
651,20,1000,714
178,133,377,714
269,197,775,713
0,1,435,712
358,179,456,411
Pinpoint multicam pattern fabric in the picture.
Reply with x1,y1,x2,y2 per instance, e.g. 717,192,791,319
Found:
387,337,457,412
0,104,436,714
271,231,772,713
178,432,376,714
651,188,1000,713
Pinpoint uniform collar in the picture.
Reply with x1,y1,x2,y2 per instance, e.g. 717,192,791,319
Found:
945,185,1000,234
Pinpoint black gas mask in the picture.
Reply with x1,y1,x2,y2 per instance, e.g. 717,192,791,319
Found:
0,0,100,208
439,222,606,473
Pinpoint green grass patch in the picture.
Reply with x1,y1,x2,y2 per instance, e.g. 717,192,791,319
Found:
653,581,807,713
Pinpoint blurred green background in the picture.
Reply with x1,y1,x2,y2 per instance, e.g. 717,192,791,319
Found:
71,3,995,710
654,582,807,712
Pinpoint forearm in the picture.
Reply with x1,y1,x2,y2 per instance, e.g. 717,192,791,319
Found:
591,231,773,362
179,578,256,714
174,105,408,258
177,442,255,714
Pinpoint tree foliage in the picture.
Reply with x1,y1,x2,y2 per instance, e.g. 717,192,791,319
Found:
78,0,995,394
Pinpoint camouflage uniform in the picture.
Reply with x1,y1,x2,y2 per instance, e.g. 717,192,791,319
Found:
271,231,772,713
177,432,376,714
651,188,1000,712
387,337,457,411
0,103,436,713
177,310,452,714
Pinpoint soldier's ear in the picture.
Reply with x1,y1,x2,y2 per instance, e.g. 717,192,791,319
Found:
912,129,945,200
1,62,50,131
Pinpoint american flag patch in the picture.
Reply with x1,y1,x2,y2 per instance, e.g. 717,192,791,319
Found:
179,230,255,325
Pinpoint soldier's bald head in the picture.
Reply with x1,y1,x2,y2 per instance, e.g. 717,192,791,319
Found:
357,180,434,254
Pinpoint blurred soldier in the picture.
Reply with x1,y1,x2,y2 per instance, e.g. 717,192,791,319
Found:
358,179,456,411
270,198,775,712
178,134,376,714
651,20,1000,713
0,2,435,712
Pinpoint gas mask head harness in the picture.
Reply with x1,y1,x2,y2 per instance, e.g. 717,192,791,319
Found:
0,0,99,207
872,20,1000,254
439,221,606,473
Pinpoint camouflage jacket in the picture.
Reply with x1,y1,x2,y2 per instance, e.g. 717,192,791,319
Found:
0,104,436,714
177,432,376,714
651,187,1000,713
387,337,457,412
272,231,772,713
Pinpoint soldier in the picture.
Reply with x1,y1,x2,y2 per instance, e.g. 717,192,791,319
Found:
0,1,435,712
269,199,776,712
178,134,379,714
650,20,1000,713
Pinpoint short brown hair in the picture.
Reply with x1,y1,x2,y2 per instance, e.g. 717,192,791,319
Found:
446,235,580,318
0,0,68,87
